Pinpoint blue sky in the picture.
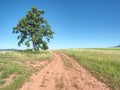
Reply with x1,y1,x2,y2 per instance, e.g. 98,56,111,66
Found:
0,0,120,49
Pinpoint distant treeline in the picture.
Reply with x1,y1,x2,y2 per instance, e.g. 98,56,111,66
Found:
115,45,120,47
0,49,18,51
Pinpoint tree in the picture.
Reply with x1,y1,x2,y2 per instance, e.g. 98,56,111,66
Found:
13,6,54,52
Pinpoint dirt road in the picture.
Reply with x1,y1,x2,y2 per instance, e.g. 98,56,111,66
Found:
19,52,110,90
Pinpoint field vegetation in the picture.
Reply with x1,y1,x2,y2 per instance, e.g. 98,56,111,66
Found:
0,50,53,90
63,48,120,90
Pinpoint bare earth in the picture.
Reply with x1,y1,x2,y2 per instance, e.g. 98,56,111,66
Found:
19,52,110,90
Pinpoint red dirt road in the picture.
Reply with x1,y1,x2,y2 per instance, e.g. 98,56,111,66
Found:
19,52,110,90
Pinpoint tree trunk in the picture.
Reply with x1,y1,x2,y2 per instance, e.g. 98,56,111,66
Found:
32,49,34,52
32,42,35,52
32,34,35,52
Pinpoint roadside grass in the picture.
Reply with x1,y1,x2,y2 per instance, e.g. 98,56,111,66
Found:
15,50,53,60
63,48,120,90
0,50,53,90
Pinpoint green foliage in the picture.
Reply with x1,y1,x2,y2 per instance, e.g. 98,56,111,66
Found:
13,6,54,51
63,48,120,90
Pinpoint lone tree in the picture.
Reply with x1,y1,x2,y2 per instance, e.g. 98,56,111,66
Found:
13,6,54,51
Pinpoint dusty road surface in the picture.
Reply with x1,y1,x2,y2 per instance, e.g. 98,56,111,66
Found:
19,52,110,90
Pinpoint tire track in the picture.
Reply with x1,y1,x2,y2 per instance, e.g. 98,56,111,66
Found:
19,52,110,90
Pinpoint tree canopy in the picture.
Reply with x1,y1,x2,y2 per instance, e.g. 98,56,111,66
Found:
13,6,54,51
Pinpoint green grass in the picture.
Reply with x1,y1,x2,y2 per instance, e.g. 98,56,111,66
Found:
63,48,120,90
0,50,53,90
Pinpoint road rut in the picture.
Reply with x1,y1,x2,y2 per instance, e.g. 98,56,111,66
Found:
19,52,110,90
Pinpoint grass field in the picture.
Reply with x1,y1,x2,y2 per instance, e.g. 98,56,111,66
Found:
63,48,120,90
0,50,53,90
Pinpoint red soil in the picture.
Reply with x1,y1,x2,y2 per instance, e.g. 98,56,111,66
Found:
19,52,110,90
